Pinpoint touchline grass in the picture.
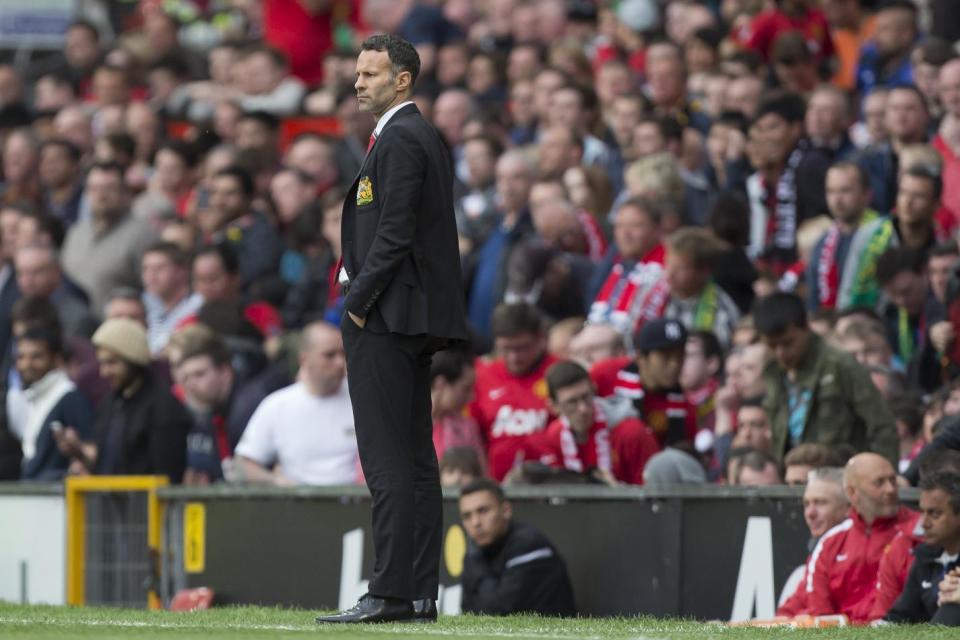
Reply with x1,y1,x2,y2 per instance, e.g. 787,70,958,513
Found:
0,602,957,640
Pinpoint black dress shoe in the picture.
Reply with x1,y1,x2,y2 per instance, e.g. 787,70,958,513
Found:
413,598,438,623
315,594,415,624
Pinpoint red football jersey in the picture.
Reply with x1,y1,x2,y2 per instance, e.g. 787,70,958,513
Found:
589,357,697,446
472,354,559,480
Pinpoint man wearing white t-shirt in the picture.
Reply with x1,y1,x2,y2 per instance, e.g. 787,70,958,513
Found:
235,322,359,485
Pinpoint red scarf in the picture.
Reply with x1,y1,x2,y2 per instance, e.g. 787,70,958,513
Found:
590,245,665,333
577,209,609,262
817,225,841,308
558,411,612,473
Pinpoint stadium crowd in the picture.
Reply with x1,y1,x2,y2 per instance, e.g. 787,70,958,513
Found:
2,0,960,623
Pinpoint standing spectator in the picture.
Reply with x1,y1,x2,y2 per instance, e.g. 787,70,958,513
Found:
662,227,741,348
430,348,484,465
14,245,97,339
805,162,878,311
203,166,282,292
884,471,960,625
459,478,576,617
472,304,557,481
455,134,501,249
235,322,358,486
590,319,697,448
7,328,94,479
1,128,41,208
856,86,931,214
38,139,86,227
777,466,850,616
86,319,190,482
805,86,855,161
855,0,918,96
804,453,919,622
141,242,203,356
756,293,898,465
61,163,157,317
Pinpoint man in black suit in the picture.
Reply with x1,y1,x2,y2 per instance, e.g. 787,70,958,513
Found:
317,34,467,625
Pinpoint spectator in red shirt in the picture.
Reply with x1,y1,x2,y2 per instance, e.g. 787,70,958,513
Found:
524,360,660,485
471,303,558,481
738,0,834,65
263,0,358,86
590,318,697,448
430,348,484,465
804,452,919,622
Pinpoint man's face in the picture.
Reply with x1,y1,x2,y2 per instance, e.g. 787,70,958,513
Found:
928,254,957,303
665,252,706,298
825,166,869,224
882,270,928,317
761,326,810,372
39,145,78,189
495,331,546,377
286,138,334,183
646,56,685,107
610,97,643,148
463,139,496,189
613,204,659,260
192,255,236,302
637,346,684,390
920,488,960,549
549,88,583,131
96,348,137,391
15,249,59,298
460,490,512,548
178,355,229,409
141,252,184,301
15,338,57,388
737,406,771,453
86,168,128,223
356,49,405,118
537,128,576,179
105,298,147,326
874,7,916,57
805,91,846,143
679,338,713,390
848,458,900,522
434,365,476,415
785,463,812,486
738,344,769,395
301,327,347,395
751,112,798,160
65,25,100,70
234,119,273,151
884,89,928,143
209,175,249,225
495,157,532,213
803,478,849,537
939,61,960,119
3,134,37,184
93,69,128,106
896,174,937,227
633,122,667,158
725,77,763,119
739,462,781,486
549,379,596,436
569,325,622,366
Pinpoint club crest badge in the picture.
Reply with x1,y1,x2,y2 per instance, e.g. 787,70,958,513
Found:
357,176,374,205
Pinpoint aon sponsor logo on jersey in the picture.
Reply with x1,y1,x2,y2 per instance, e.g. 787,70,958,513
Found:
491,405,549,438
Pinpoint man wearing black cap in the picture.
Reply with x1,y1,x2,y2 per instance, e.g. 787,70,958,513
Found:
589,318,697,447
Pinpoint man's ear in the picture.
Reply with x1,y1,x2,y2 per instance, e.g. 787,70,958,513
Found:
501,499,513,521
395,70,412,93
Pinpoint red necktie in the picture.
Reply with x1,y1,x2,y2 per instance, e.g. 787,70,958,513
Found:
367,132,377,152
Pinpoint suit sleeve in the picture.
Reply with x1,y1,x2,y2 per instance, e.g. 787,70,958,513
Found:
884,561,927,624
344,125,426,319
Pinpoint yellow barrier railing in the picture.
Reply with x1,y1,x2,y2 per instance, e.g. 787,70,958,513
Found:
65,475,169,609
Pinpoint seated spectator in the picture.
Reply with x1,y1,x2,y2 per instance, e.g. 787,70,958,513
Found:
855,0,918,96
887,390,927,474
662,227,741,348
141,242,203,356
439,447,484,489
103,288,148,326
235,322,358,486
14,244,97,338
568,322,626,368
471,304,558,481
7,327,94,479
735,450,782,486
430,348,484,464
520,360,660,485
783,443,849,485
680,330,723,437
83,318,190,482
459,478,576,617
884,471,960,626
642,447,708,486
547,318,585,360
777,467,849,616
38,138,85,227
755,293,898,466
61,162,157,317
805,453,919,622
591,318,697,448
730,398,774,458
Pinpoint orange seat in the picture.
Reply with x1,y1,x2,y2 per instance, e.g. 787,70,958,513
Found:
280,117,342,151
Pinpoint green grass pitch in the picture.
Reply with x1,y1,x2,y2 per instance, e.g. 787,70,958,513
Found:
1,602,958,639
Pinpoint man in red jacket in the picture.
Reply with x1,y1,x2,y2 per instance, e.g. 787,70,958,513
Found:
524,360,660,485
805,452,919,622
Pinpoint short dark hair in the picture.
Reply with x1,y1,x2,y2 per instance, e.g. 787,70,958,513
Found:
430,348,473,385
545,360,591,400
918,471,960,515
783,443,848,468
88,161,126,184
67,18,100,41
18,326,63,357
878,0,919,17
439,447,484,478
637,114,683,144
753,90,806,125
901,163,943,201
40,138,82,164
460,477,505,503
919,449,960,480
144,240,190,268
875,247,926,287
491,303,543,339
20,213,65,249
688,330,723,362
156,139,197,168
737,450,780,480
194,243,240,275
214,165,255,199
361,34,421,87
753,292,807,336
11,296,61,334
618,196,663,227
930,240,959,259
828,161,870,191
177,328,233,368
708,190,750,246
887,390,925,438
238,110,281,132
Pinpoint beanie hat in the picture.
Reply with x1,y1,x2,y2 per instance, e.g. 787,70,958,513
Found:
92,318,151,367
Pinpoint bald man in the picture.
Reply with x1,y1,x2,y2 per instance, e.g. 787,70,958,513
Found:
804,453,919,622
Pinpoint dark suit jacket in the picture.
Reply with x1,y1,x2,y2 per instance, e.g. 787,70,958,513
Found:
341,103,467,342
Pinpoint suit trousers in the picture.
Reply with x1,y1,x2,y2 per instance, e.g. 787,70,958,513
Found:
341,315,442,601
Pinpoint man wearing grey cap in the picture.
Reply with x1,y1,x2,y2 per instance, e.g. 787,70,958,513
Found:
590,318,698,448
